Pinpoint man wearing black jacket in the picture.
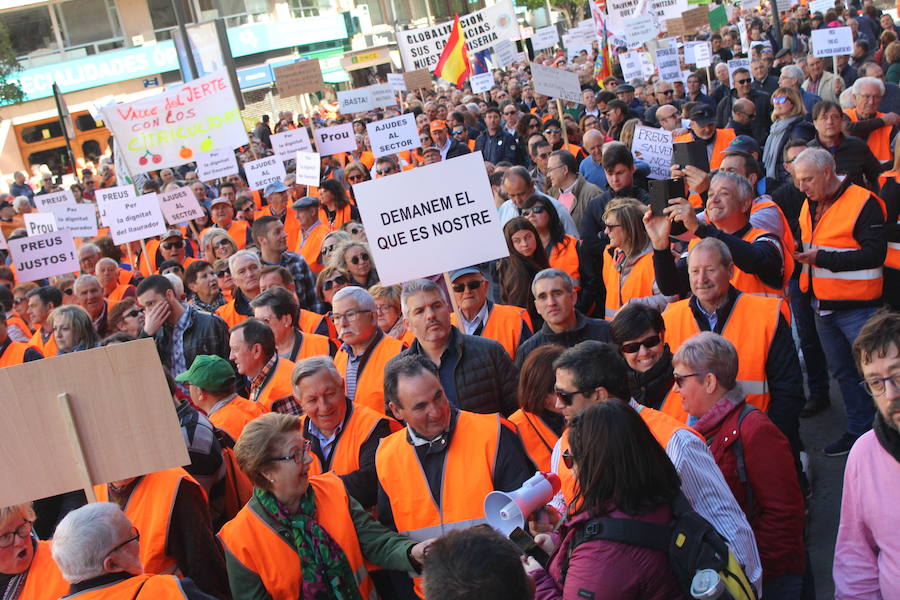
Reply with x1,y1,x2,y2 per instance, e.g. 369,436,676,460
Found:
474,107,518,164
715,67,772,145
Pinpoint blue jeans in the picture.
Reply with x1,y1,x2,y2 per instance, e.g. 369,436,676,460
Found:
813,306,877,436
789,279,830,398
763,573,804,600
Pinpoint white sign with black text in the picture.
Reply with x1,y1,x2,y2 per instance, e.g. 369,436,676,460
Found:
387,73,407,93
8,230,78,283
294,152,321,187
244,156,288,191
314,123,357,156
196,149,239,182
95,185,136,227
655,47,681,82
531,26,560,51
48,203,98,238
493,39,517,68
271,128,313,163
24,212,58,236
366,114,420,159
530,62,581,103
631,125,674,180
34,190,76,212
812,26,853,57
470,72,495,94
620,52,644,81
107,194,166,246
158,187,205,226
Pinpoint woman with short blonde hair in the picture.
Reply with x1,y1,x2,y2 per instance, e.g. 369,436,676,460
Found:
0,502,69,598
762,86,815,180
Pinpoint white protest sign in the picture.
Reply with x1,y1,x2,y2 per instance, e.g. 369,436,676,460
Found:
631,125,674,180
532,26,560,51
24,212,58,236
470,72,495,94
655,47,682,82
812,26,853,57
366,113,420,159
738,20,749,52
625,15,657,46
48,204,98,238
741,0,757,9
493,39,517,68
563,34,592,60
244,156,288,191
728,58,752,86
397,0,518,71
34,190,75,212
530,62,581,103
353,152,508,285
196,148,239,182
338,89,374,114
271,128,313,163
107,194,166,245
314,123,357,156
694,42,712,68
8,230,78,282
621,52,644,81
95,185,136,227
684,41,707,65
158,187,204,226
387,73,407,92
809,0,829,13
369,83,397,110
294,151,321,187
651,0,690,27
102,69,247,174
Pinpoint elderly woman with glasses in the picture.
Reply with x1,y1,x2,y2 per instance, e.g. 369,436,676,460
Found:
368,283,406,340
329,240,379,289
0,502,68,599
220,413,431,599
316,266,351,314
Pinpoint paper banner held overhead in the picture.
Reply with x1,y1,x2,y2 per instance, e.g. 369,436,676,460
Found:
274,60,325,97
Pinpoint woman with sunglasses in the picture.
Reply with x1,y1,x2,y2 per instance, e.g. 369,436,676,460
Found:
318,179,360,232
108,297,146,339
203,229,238,263
343,163,370,203
316,266,351,314
509,344,566,472
609,304,673,411
761,87,815,181
221,412,431,600
497,218,551,328
330,240,378,288
525,401,684,599
542,118,586,161
521,194,582,295
318,231,352,272
0,502,68,600
213,258,236,301
340,220,367,242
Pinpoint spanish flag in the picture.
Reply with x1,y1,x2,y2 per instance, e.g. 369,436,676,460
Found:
433,14,471,88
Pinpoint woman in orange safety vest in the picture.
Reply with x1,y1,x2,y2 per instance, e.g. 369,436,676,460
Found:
521,194,583,292
509,345,565,472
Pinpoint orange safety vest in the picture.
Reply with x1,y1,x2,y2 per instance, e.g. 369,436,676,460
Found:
298,309,332,338
209,395,268,441
660,294,782,422
297,222,328,274
138,240,200,278
509,409,558,472
799,184,885,302
29,327,57,358
202,220,252,250
254,206,301,251
688,226,786,298
219,473,375,600
0,341,31,367
450,303,533,359
376,411,500,598
20,540,68,600
215,299,250,329
294,331,333,360
304,403,397,477
845,108,892,162
347,151,375,170
548,236,581,289
7,312,32,338
118,268,136,286
334,334,404,415
751,197,796,290
94,468,203,575
253,357,297,414
66,573,193,599
106,283,134,304
674,129,735,171
318,204,353,231
601,250,656,320
878,171,900,269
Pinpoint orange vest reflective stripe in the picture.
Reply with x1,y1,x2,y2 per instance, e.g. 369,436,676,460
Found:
202,221,252,250
602,251,656,320
674,129,735,170
295,331,332,360
376,411,500,598
334,334,404,415
751,198,796,291
305,403,397,477
509,409,558,472
0,341,30,367
215,300,249,328
254,357,297,413
845,109,892,161
660,295,781,421
549,236,581,289
688,227,785,298
450,303,533,359
209,395,268,441
799,184,885,301
254,207,301,250
66,573,194,599
878,171,900,269
106,284,133,304
219,473,375,600
297,222,328,274
318,204,353,231
94,468,203,575
29,328,57,358
20,541,68,600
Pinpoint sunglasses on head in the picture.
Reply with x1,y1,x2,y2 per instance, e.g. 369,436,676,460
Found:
520,205,546,217
620,335,661,354
349,253,370,265
161,240,184,250
323,275,348,290
452,281,483,293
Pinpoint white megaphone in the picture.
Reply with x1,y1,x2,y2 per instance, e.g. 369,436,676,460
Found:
484,471,561,536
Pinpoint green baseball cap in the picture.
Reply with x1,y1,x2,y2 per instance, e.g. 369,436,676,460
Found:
175,355,235,392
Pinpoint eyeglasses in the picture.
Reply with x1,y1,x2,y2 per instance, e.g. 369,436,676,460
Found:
554,387,585,406
451,129,465,136
376,168,394,175
545,128,562,134
328,308,373,322
859,374,900,397
673,372,703,387
323,275,348,290
735,78,751,85
520,205,546,217
63,288,74,295
452,281,484,293
215,270,229,278
0,520,33,548
348,227,362,235
620,335,662,354
772,96,789,104
270,440,312,464
349,253,370,265
604,223,622,231
106,526,140,557
161,240,184,250
658,89,674,95
347,174,366,182
213,239,233,249
561,449,575,469
124,309,143,319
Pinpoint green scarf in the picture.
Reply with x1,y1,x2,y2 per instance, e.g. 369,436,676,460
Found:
254,487,361,600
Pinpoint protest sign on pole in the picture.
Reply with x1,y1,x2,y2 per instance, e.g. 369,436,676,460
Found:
631,125,674,180
532,26,560,51
314,123,357,156
34,190,76,212
102,69,247,174
727,58,752,85
107,194,167,246
95,185,136,228
530,62,581,103
605,0,649,45
403,69,433,91
353,152,508,285
158,187,204,226
369,83,398,110
620,52,644,82
48,204,98,238
809,0,829,13
387,73,407,92
7,230,78,283
811,26,853,57
366,114,420,159
195,148,239,182
694,42,712,68
0,339,190,508
294,151,321,187
470,72,495,94
625,15,656,46
244,156,288,191
338,88,379,114
655,47,682,82
271,128,313,163
493,39,517,67
738,20,749,53
24,212,58,236
273,59,325,97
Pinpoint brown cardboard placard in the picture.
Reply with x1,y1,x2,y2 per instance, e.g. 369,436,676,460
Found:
403,68,433,91
0,339,190,507
682,6,710,35
274,60,325,97
665,17,686,37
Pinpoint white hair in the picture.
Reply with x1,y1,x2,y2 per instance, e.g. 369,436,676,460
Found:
780,65,804,82
96,257,118,270
292,355,342,388
853,76,885,96
52,503,129,584
227,249,260,272
839,88,856,109
78,243,100,258
672,331,738,390
73,274,100,293
331,285,376,311
531,268,574,295
13,196,30,212
793,147,836,172
164,272,184,298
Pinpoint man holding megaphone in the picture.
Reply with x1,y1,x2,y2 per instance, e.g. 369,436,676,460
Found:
375,354,536,599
